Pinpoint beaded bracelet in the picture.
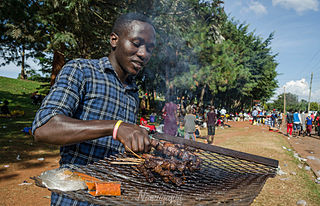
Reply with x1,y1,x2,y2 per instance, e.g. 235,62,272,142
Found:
113,120,123,140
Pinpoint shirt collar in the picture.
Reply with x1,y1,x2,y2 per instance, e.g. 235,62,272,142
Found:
100,57,138,92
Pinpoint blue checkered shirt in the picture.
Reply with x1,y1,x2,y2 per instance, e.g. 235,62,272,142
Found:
32,57,139,205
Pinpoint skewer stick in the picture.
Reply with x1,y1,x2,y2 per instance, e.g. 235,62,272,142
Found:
110,161,142,165
115,157,144,162
125,145,144,160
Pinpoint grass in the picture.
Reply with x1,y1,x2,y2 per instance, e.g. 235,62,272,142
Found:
212,124,320,206
0,76,59,164
1,76,320,205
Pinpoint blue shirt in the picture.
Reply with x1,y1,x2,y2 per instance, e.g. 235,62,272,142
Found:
32,57,140,205
32,57,139,165
293,112,301,123
306,116,313,125
252,110,258,117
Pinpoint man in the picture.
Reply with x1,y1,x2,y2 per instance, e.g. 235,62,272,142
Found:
220,107,227,124
271,109,277,128
286,110,294,137
300,111,306,136
206,106,217,144
293,111,301,136
32,13,156,205
184,108,196,141
315,113,320,136
251,108,258,125
306,114,313,136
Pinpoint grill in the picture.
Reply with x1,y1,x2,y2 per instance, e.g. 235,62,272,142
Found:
36,133,278,205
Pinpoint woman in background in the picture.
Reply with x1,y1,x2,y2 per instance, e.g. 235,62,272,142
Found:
162,98,178,136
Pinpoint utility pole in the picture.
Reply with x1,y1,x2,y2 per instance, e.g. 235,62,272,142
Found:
308,72,313,113
283,87,286,130
283,87,286,114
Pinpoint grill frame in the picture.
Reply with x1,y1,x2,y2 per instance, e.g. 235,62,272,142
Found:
36,133,279,205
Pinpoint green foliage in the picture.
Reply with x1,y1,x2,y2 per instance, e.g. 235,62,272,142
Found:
0,76,58,163
270,92,310,112
0,76,45,110
1,0,279,112
310,102,319,111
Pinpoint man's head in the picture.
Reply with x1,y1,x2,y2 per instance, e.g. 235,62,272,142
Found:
109,13,156,77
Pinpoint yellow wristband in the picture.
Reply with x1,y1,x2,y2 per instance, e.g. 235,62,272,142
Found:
113,120,123,140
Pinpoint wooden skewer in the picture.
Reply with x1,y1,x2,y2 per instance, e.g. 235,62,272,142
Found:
125,145,144,160
115,157,144,162
109,161,142,165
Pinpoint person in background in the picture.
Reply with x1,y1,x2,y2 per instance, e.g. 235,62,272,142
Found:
139,115,156,133
220,107,227,124
184,108,196,141
0,100,10,115
206,106,217,144
32,12,156,205
239,110,244,121
306,114,313,136
293,110,301,137
162,97,178,136
251,108,258,125
277,111,283,129
180,96,187,116
286,110,294,137
311,112,315,123
31,91,43,105
300,111,306,137
271,109,277,128
315,112,320,136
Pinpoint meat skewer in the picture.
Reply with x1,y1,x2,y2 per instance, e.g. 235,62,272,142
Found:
129,140,202,186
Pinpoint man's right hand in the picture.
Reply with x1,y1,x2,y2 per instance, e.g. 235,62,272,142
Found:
116,122,152,153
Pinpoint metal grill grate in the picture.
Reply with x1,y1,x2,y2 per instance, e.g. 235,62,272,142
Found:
44,133,279,205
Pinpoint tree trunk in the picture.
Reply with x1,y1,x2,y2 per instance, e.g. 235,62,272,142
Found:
199,84,207,107
165,64,170,102
20,45,26,80
51,50,65,86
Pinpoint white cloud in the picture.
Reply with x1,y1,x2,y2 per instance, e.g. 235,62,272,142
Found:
248,1,268,15
272,78,320,102
283,78,309,97
272,0,319,14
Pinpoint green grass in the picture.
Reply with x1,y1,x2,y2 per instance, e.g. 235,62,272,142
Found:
0,76,59,164
287,150,320,205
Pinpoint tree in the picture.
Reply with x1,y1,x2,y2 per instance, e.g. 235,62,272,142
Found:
0,0,39,79
270,92,309,112
1,0,126,83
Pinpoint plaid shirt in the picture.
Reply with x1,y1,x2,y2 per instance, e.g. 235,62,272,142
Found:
32,57,139,205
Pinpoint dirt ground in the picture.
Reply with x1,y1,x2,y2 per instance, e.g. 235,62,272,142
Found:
0,121,320,206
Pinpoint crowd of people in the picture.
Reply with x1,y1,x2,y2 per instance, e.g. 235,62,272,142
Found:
286,110,320,137
138,98,237,145
137,101,320,145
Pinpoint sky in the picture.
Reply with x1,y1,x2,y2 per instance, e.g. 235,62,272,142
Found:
224,0,320,102
1,0,320,102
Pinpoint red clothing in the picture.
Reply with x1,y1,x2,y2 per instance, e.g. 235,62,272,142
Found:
287,123,293,135
140,117,156,132
307,125,312,133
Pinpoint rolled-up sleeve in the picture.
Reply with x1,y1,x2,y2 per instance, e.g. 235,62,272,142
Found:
32,60,85,134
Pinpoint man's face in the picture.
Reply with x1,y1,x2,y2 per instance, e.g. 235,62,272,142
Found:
113,20,156,76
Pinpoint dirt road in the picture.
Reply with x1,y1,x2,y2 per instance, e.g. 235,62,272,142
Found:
0,121,319,205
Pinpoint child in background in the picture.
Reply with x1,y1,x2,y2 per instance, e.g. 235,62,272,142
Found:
306,115,313,137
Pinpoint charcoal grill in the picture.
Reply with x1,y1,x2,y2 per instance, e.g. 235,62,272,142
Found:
36,133,278,205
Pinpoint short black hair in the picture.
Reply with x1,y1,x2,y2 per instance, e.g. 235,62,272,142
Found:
112,12,154,35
